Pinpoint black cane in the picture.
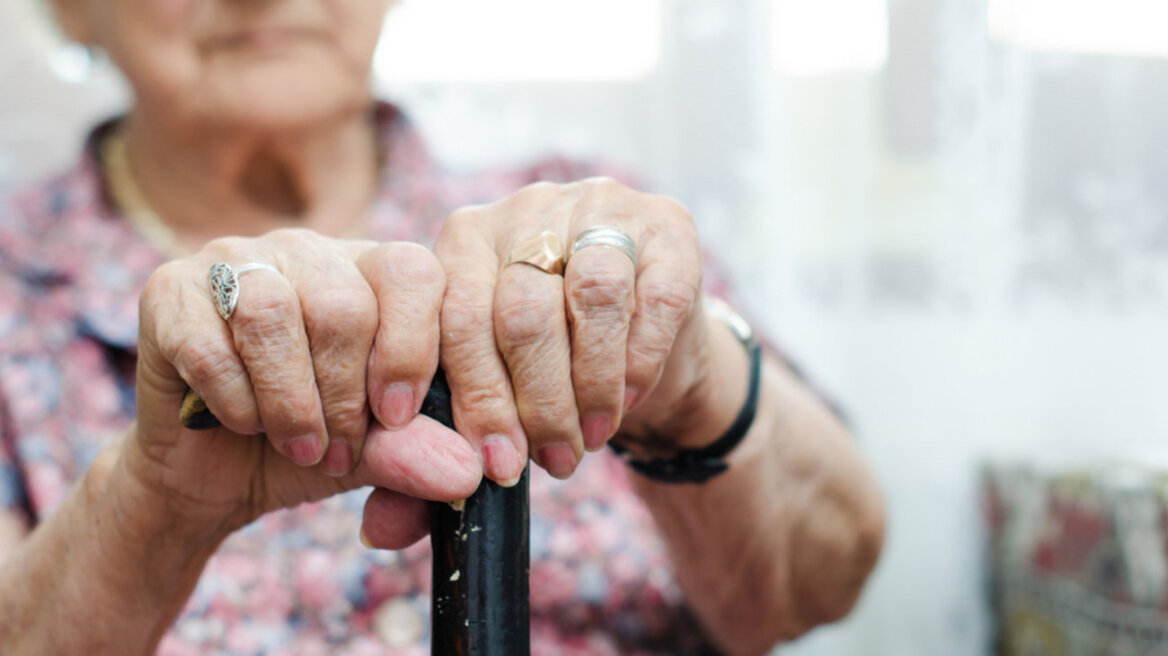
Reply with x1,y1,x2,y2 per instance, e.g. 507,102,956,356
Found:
421,368,530,655
179,369,531,655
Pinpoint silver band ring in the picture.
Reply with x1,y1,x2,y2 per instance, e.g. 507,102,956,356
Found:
568,225,637,269
209,262,280,320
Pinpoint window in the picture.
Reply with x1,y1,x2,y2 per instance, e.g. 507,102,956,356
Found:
990,0,1168,56
771,0,888,76
374,0,662,82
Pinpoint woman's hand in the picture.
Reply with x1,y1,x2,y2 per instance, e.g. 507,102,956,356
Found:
434,177,733,484
130,229,482,547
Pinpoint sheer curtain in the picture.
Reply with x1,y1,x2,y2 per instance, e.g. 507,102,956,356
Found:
4,0,1168,653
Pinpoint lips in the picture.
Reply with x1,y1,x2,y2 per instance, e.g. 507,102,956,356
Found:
208,26,325,51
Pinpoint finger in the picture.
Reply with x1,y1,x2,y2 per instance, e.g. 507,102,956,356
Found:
623,200,703,411
494,262,581,478
435,209,528,487
138,259,262,436
250,413,480,515
360,242,445,433
290,249,379,477
563,231,636,451
360,487,431,550
345,414,482,501
228,260,328,467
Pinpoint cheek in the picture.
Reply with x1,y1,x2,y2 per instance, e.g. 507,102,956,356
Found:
145,0,201,23
330,0,392,70
100,0,203,96
102,0,200,46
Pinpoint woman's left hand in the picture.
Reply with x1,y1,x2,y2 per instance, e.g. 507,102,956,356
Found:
434,177,727,484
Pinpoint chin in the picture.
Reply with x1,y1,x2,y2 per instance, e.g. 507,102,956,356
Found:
199,56,372,134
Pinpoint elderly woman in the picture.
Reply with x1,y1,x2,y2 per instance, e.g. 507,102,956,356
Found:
0,1,883,654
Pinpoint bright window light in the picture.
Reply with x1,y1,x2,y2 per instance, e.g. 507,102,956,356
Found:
374,0,661,81
990,0,1168,56
771,0,888,76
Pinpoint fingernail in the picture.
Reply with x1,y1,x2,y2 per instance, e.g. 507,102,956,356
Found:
322,439,353,477
286,435,324,467
624,386,641,412
379,384,416,429
482,434,522,487
581,413,613,452
360,528,374,549
537,442,578,480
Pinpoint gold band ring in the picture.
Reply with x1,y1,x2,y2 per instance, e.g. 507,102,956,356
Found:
504,231,566,275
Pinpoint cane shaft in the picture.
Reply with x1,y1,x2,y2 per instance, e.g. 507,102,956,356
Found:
422,369,531,656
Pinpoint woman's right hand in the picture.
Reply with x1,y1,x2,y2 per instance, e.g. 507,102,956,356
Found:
128,229,482,547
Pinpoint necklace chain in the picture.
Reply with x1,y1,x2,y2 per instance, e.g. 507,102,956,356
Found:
101,126,187,257
100,124,374,258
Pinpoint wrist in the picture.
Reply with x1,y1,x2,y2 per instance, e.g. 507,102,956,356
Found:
119,421,246,545
612,296,757,476
669,304,752,450
0,428,223,654
88,426,226,598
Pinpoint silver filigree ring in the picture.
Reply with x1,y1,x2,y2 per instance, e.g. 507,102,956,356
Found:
568,225,637,268
208,262,280,320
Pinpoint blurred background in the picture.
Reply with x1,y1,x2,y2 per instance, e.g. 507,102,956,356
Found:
4,0,1168,653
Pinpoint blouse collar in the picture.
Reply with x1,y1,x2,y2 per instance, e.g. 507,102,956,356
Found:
1,102,443,351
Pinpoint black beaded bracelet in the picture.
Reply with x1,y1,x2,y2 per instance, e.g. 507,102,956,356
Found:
609,297,762,484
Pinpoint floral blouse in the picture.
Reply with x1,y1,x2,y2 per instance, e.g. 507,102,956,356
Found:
0,104,717,655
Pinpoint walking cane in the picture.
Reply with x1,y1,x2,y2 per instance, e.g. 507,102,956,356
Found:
180,368,531,655
422,369,530,655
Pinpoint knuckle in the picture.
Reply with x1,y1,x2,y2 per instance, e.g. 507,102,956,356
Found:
139,261,184,325
653,192,695,224
458,377,509,413
443,206,486,234
494,284,558,347
572,340,622,380
580,176,624,194
381,323,440,376
265,227,318,249
625,338,672,388
568,267,634,317
522,400,578,436
516,180,562,198
203,235,250,256
382,242,445,290
322,394,370,431
451,373,514,426
305,286,377,343
232,286,299,339
641,279,698,326
644,194,701,253
273,400,321,432
261,382,320,420
627,334,671,368
143,260,183,295
313,354,370,395
436,206,491,256
508,181,572,216
441,286,493,346
174,336,237,385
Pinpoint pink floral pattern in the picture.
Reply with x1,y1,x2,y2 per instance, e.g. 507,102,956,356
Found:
0,104,715,654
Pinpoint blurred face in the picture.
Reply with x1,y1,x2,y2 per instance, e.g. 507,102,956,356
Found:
64,0,392,132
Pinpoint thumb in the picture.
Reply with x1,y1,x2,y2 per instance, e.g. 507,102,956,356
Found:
342,415,483,503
